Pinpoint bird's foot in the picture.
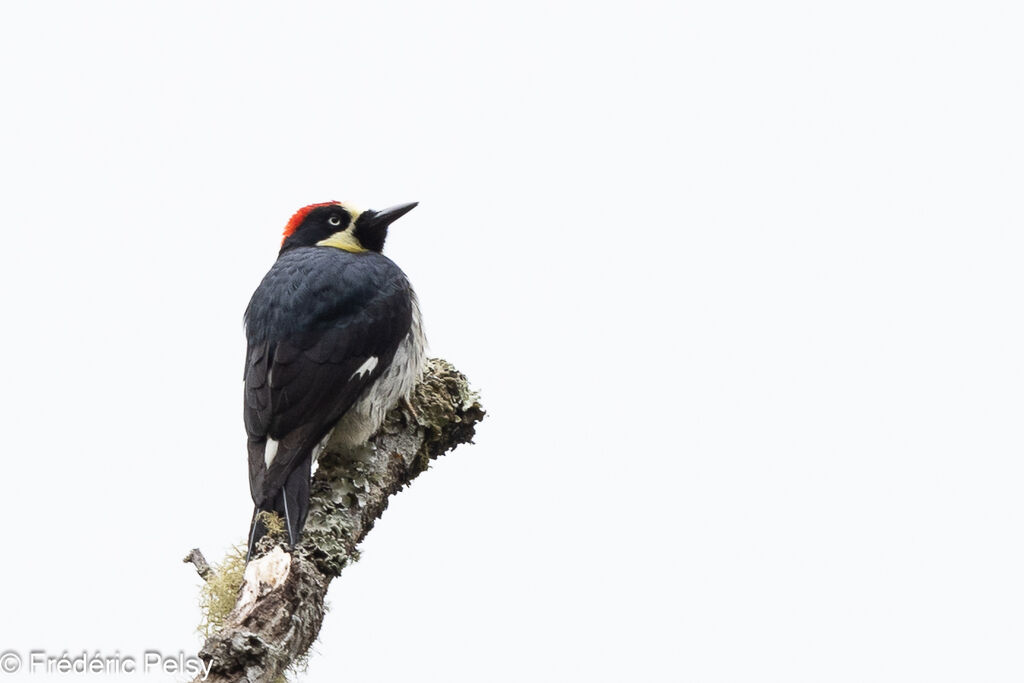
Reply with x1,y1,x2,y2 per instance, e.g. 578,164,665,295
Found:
402,395,421,425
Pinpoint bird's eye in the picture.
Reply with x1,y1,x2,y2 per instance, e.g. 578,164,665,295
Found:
328,215,342,226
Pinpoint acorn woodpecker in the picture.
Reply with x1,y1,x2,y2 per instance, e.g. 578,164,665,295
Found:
243,201,425,559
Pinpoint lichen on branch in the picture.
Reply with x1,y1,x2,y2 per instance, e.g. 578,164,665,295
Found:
188,358,484,683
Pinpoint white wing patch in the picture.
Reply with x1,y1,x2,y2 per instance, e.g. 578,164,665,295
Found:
350,356,379,381
264,438,279,468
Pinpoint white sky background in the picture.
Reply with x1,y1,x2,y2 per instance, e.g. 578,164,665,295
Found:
0,1,1022,681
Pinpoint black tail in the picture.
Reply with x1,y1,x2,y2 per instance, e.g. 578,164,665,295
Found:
246,455,313,561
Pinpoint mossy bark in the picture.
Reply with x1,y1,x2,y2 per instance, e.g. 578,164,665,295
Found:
194,359,485,683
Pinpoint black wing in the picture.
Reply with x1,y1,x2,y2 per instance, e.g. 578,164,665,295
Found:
243,248,412,506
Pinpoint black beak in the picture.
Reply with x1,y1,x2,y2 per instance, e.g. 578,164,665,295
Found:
368,202,418,229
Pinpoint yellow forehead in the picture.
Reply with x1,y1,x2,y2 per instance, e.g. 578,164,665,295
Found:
332,201,362,219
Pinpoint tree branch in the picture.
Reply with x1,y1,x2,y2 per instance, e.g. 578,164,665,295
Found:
183,548,212,581
191,358,485,683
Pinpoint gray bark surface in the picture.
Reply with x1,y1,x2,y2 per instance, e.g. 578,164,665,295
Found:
190,359,484,683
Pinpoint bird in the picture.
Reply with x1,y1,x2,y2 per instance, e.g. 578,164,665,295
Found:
243,200,426,560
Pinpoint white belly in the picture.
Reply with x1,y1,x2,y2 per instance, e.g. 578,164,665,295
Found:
325,295,426,450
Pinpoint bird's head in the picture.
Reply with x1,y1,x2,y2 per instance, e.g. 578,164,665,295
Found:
279,200,418,255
